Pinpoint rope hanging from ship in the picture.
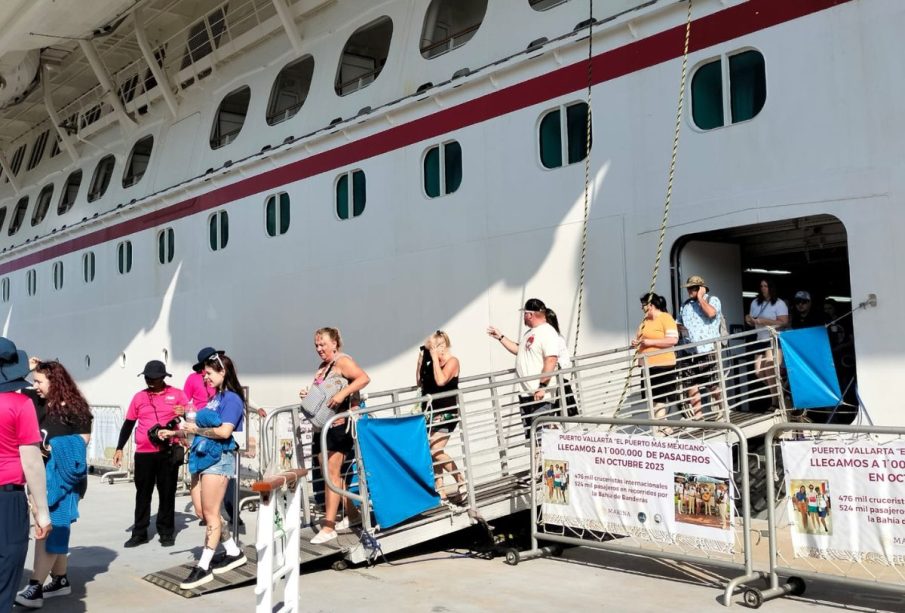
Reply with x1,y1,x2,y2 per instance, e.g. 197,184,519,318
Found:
613,0,694,417
571,0,594,357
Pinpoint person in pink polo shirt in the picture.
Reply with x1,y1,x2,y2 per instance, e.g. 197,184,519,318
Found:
184,347,218,411
113,360,187,548
0,337,50,612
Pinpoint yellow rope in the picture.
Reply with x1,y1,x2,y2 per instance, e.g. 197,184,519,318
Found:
572,0,594,357
614,0,693,417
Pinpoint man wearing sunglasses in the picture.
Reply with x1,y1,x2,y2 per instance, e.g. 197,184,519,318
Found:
790,290,821,329
114,360,188,548
487,298,560,440
676,276,724,419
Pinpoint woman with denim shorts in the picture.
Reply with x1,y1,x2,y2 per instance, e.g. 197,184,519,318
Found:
159,352,247,589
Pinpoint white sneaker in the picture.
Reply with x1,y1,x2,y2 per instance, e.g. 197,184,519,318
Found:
310,529,338,545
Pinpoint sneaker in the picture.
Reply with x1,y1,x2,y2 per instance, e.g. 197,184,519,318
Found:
211,551,248,575
124,534,149,548
15,582,43,608
310,529,337,545
179,566,213,590
43,575,71,599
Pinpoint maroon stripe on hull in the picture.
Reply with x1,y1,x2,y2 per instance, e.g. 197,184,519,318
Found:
0,0,853,275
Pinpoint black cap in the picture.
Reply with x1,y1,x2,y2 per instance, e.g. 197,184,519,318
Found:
192,347,221,373
139,360,171,379
520,298,547,312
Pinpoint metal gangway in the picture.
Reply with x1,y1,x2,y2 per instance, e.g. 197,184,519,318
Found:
255,329,789,571
147,328,791,597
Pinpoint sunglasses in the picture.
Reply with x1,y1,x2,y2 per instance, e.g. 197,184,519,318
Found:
205,353,225,370
795,299,810,305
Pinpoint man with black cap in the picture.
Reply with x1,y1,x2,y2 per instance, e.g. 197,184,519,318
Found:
791,291,821,329
0,337,51,611
114,360,188,547
676,275,724,419
487,298,560,439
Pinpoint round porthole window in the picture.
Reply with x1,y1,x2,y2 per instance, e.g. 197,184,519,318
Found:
85,354,91,370
120,352,126,368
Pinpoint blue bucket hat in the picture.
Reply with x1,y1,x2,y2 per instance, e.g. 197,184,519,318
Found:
0,337,31,393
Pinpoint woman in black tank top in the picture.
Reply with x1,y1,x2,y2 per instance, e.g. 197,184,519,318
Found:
416,331,466,503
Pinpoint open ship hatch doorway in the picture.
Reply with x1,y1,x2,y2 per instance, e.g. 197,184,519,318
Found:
672,214,856,421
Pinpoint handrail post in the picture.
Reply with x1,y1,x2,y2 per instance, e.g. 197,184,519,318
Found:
641,356,655,420
714,343,731,423
351,421,374,535
455,391,478,512
770,333,787,413
488,373,510,477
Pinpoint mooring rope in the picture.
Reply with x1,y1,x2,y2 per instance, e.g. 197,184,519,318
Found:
572,0,594,357
613,0,693,417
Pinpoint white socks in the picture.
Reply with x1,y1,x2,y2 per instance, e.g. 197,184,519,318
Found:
223,538,241,557
199,547,215,570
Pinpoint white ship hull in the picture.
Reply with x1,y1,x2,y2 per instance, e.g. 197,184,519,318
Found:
0,0,895,423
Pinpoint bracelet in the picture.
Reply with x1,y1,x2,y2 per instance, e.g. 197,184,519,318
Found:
498,335,505,342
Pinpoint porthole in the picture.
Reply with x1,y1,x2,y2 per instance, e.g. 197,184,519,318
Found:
335,170,366,220
538,102,590,169
209,210,229,251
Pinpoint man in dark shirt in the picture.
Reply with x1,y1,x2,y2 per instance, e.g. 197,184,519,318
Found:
790,291,821,329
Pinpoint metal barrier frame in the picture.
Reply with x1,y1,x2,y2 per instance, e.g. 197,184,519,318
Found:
746,422,905,608
88,404,133,483
520,416,756,608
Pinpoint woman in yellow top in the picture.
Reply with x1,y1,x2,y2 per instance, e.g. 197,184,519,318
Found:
631,293,680,425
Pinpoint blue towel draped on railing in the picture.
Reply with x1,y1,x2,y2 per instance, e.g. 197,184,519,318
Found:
779,327,842,408
355,414,441,528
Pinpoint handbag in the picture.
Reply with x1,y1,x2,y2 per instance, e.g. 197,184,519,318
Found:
168,443,186,467
300,361,348,430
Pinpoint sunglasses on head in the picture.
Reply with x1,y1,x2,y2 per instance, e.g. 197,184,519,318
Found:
206,353,225,370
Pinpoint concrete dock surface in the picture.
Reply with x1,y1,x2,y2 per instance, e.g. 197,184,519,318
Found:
14,474,905,612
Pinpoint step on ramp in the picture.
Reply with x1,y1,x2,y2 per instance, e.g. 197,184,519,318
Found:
143,531,349,597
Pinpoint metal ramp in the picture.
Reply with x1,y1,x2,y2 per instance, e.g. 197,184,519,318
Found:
145,329,793,595
142,536,348,597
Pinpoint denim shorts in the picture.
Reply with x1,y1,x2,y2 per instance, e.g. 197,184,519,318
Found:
201,450,236,477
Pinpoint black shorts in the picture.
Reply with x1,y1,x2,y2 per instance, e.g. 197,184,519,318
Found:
644,366,678,406
427,409,459,436
683,352,719,388
312,422,354,458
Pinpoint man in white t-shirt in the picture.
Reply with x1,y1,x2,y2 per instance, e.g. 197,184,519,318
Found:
487,298,560,439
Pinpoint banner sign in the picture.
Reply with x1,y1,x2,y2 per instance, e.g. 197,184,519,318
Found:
541,430,734,552
781,440,905,563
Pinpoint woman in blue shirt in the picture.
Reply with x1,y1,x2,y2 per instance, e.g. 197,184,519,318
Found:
160,352,246,589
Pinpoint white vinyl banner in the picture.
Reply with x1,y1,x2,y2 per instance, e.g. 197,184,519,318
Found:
541,430,734,552
781,440,905,563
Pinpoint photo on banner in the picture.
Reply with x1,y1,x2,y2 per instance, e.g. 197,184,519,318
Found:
541,430,735,553
781,440,905,562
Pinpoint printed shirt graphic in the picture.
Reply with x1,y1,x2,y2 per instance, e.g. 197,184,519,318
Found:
515,322,559,394
678,295,722,353
206,390,245,432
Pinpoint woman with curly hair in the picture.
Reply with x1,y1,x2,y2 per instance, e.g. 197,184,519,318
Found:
16,360,92,609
